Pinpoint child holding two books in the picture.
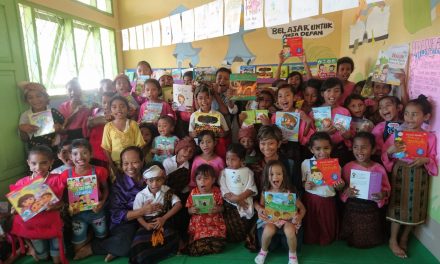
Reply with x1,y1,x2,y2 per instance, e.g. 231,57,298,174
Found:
138,79,176,124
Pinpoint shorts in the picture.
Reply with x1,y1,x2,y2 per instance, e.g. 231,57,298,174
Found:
71,210,107,244
31,238,60,259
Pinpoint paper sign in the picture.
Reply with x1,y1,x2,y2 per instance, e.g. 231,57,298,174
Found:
151,20,161,47
121,29,129,51
129,27,137,50
322,0,358,14
224,0,242,35
291,0,319,21
194,4,209,41
264,0,289,27
244,0,263,30
350,169,382,200
160,17,172,46
207,0,224,38
143,23,153,48
170,13,183,44
182,9,195,42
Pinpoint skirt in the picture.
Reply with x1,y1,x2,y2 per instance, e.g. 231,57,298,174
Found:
303,192,339,245
341,198,384,248
92,221,138,257
186,237,226,256
222,202,257,250
387,160,429,225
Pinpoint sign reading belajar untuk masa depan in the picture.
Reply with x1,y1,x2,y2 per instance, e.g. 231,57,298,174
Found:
267,18,335,39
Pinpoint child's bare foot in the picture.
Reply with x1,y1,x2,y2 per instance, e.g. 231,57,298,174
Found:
399,238,408,252
73,243,92,260
105,254,117,262
389,240,407,258
52,256,61,264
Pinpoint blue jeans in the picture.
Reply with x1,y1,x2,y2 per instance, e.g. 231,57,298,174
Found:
31,238,60,259
72,210,107,244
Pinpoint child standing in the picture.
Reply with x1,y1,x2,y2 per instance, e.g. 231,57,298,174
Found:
51,140,73,174
152,116,179,162
238,127,260,165
113,74,139,119
382,95,437,258
341,132,390,248
139,123,159,164
344,94,374,133
137,79,176,123
336,57,355,105
301,78,322,114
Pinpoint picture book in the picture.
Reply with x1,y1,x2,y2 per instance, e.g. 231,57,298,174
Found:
282,36,303,58
264,192,296,222
309,158,341,186
288,63,307,78
275,112,300,142
333,114,352,132
124,69,136,82
142,102,163,123
360,74,374,98
349,169,382,200
271,65,289,79
383,121,402,141
67,175,99,212
192,193,214,214
194,111,222,136
194,67,217,82
171,69,182,80
29,109,55,137
393,131,428,159
240,65,256,74
312,106,332,131
256,66,274,79
230,74,258,101
134,75,149,97
372,44,409,86
242,110,269,127
352,117,373,133
224,168,248,195
295,99,304,110
316,58,337,80
173,84,193,112
161,86,173,104
6,178,59,222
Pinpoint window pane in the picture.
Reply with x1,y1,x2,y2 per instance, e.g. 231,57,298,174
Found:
34,16,58,84
97,0,112,13
19,4,40,82
100,28,117,79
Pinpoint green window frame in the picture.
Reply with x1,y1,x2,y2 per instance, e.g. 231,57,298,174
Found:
75,0,113,15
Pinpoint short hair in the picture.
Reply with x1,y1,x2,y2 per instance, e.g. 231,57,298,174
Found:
109,95,130,110
378,95,402,107
194,164,216,179
304,78,322,92
276,83,294,98
337,57,354,71
145,161,165,171
120,146,144,165
321,77,344,94
139,123,159,138
28,145,54,160
144,78,161,90
158,115,175,127
227,143,246,160
71,139,92,153
257,125,283,143
215,67,231,76
309,132,332,148
183,71,193,79
271,79,287,87
353,132,376,149
197,130,216,143
137,60,152,69
57,139,72,154
194,83,212,98
344,94,365,108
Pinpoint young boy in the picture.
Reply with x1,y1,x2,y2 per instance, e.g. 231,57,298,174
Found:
51,139,73,174
336,57,355,105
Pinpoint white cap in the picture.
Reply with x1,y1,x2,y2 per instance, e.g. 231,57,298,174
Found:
142,165,163,180
152,70,171,80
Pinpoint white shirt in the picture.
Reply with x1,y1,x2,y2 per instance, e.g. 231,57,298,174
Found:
133,185,180,217
301,157,336,197
163,155,190,175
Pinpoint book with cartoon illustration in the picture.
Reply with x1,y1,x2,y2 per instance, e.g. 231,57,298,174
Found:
224,168,248,195
309,158,341,186
282,36,303,58
29,109,55,137
316,58,337,80
6,178,59,222
142,102,163,123
349,169,382,200
312,106,332,131
393,131,428,159
271,65,289,79
171,69,182,80
333,114,352,132
264,192,296,222
275,112,300,142
194,67,217,82
173,84,193,112
67,175,99,212
256,66,274,79
383,121,402,141
192,193,214,214
371,44,409,86
240,65,256,74
230,74,258,101
242,110,269,127
134,75,149,97
194,112,222,136
161,86,173,104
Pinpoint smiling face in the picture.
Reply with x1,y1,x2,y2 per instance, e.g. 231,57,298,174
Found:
277,87,294,111
269,164,284,190
373,83,391,100
110,99,128,120
137,64,152,76
144,82,160,101
379,97,400,121
257,93,273,110
30,199,45,213
146,176,165,194
288,75,301,89
216,71,230,93
58,144,73,167
352,137,373,165
26,90,48,112
259,138,280,159
321,85,342,107
347,98,366,118
159,75,173,87
196,173,215,194
226,151,243,170
121,149,143,179
404,103,430,130
71,146,91,168
21,196,35,207
337,63,353,81
309,139,332,160
68,83,82,102
303,86,318,106
196,91,213,112
157,118,173,137
199,134,216,155
176,146,194,163
28,153,53,177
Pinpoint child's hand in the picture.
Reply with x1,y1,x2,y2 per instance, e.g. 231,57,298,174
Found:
304,181,315,190
259,114,271,125
257,207,269,221
210,205,223,214
371,191,385,201
141,201,162,215
92,201,104,213
53,123,63,133
237,200,249,210
278,50,287,64
344,187,359,198
298,111,313,135
409,157,430,167
321,125,337,135
144,222,156,231
239,112,247,124
387,141,405,155
152,217,165,230
333,180,345,190
188,206,200,215
19,124,39,134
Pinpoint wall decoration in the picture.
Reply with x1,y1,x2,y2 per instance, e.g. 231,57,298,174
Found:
291,0,319,21
143,23,153,48
264,0,289,27
207,0,224,38
135,25,144,50
194,4,209,41
267,17,335,39
170,14,183,44
223,26,255,65
160,17,172,46
224,0,242,35
322,0,358,14
181,9,195,42
121,29,129,51
403,0,440,34
129,27,137,50
151,20,161,47
244,0,263,30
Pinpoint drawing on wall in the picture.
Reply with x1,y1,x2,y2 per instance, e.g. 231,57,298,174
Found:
403,0,440,34
223,26,256,65
349,1,390,49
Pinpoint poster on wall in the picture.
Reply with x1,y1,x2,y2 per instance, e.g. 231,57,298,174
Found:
181,9,195,43
207,0,224,38
135,25,144,50
151,20,161,48
121,29,129,51
170,13,183,44
244,0,263,30
128,27,137,50
267,17,335,39
194,4,209,41
291,0,319,21
224,0,242,35
143,23,153,48
264,0,289,27
160,17,172,46
322,0,358,14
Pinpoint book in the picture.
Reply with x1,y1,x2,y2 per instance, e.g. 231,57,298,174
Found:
192,193,214,214
242,110,268,127
124,69,135,82
272,65,289,79
194,112,222,136
173,84,193,112
230,74,258,101
333,114,352,132
161,86,173,104
394,131,428,159
282,36,303,58
240,65,256,74
134,75,149,97
372,44,409,86
312,106,332,131
349,169,382,200
316,58,337,80
171,69,182,80
275,112,300,142
224,168,249,195
0,201,9,213
288,63,308,77
28,109,55,137
194,67,217,82
256,66,274,79
360,74,374,98
67,175,99,212
383,121,402,141
142,102,163,123
6,178,59,222
264,192,296,222
352,117,373,133
309,158,341,186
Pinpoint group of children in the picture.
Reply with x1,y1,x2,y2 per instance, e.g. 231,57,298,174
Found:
2,52,437,264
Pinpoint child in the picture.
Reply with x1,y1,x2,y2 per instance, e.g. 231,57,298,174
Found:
137,79,176,124
136,60,153,77
51,140,73,174
99,79,115,94
238,126,260,165
183,70,193,85
336,57,355,105
156,71,174,88
382,95,437,258
163,136,196,188
9,146,67,263
18,82,65,149
186,164,226,256
219,144,258,246
212,67,236,116
254,160,306,264
301,132,344,245
365,82,392,124
101,95,145,177
344,94,374,133
301,78,322,114
341,132,390,248
239,89,275,127
152,116,179,162
139,123,159,164
113,74,139,118
60,139,109,260
131,164,182,263
353,80,366,95
189,130,225,188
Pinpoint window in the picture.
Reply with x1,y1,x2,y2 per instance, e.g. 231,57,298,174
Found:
19,4,117,95
76,0,113,14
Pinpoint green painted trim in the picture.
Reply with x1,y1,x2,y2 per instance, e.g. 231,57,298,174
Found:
67,18,79,75
94,26,105,77
70,0,114,16
30,7,43,83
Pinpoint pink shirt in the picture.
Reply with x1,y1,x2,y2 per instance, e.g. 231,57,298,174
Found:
310,106,353,147
137,99,176,123
271,109,315,146
58,100,90,137
371,121,386,154
88,108,108,162
338,81,355,106
189,155,225,188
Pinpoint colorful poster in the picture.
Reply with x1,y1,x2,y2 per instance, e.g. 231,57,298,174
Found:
264,0,289,27
67,175,99,212
135,25,144,50
309,158,341,186
194,4,209,41
267,17,335,40
173,84,193,112
6,178,59,222
160,17,172,46
192,194,214,214
283,37,303,58
275,112,300,142
349,169,382,200
151,20,161,48
171,69,182,80
29,109,55,137
170,13,183,44
322,0,358,14
264,192,296,222
372,44,410,86
142,102,163,123
243,110,268,126
312,106,332,131
181,9,195,43
244,0,263,30
194,112,222,136
207,0,224,38
143,23,153,48
316,58,337,79
256,65,273,79
128,27,137,50
121,29,129,51
240,65,256,74
394,131,429,159
291,0,319,21
194,67,217,82
230,74,258,101
383,121,402,141
333,114,352,132
224,0,242,35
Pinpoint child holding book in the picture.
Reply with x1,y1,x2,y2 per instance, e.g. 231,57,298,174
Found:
211,67,236,116
238,127,260,165
130,164,182,263
341,132,390,248
152,116,179,162
365,82,392,124
254,160,306,264
301,78,322,114
60,139,109,260
382,95,437,258
113,74,139,119
136,60,153,77
344,94,374,133
239,89,274,128
51,140,73,174
139,123,159,164
301,132,344,245
336,57,355,105
137,79,176,124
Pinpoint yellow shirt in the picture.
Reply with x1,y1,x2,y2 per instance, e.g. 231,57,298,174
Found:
101,120,145,165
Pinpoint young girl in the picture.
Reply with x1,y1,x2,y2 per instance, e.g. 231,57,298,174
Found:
99,79,115,94
344,94,374,133
137,79,176,124
60,139,109,260
18,82,65,150
301,132,344,245
113,74,139,119
152,116,179,162
365,82,392,124
139,123,158,164
131,163,182,263
9,146,67,264
382,95,437,258
254,160,306,264
336,57,355,105
341,132,390,248
186,164,226,256
101,96,145,176
301,78,322,114
238,126,260,165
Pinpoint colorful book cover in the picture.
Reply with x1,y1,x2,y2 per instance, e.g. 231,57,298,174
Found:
349,169,382,200
333,114,352,132
224,168,248,195
309,158,341,186
275,112,300,142
6,178,59,222
255,110,269,124
173,84,193,112
316,58,337,80
352,117,372,133
194,112,222,136
383,121,402,141
271,65,289,79
372,44,409,86
161,86,173,104
0,201,9,213
312,106,332,131
256,66,274,79
171,69,182,80
283,36,303,58
240,65,256,74
394,131,428,159
360,74,374,98
82,91,101,109
288,63,307,77
264,192,296,222
194,67,217,82
124,69,136,82
134,75,149,97
28,109,55,137
192,193,214,214
242,110,269,127
230,74,258,101
67,175,99,212
142,102,163,123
